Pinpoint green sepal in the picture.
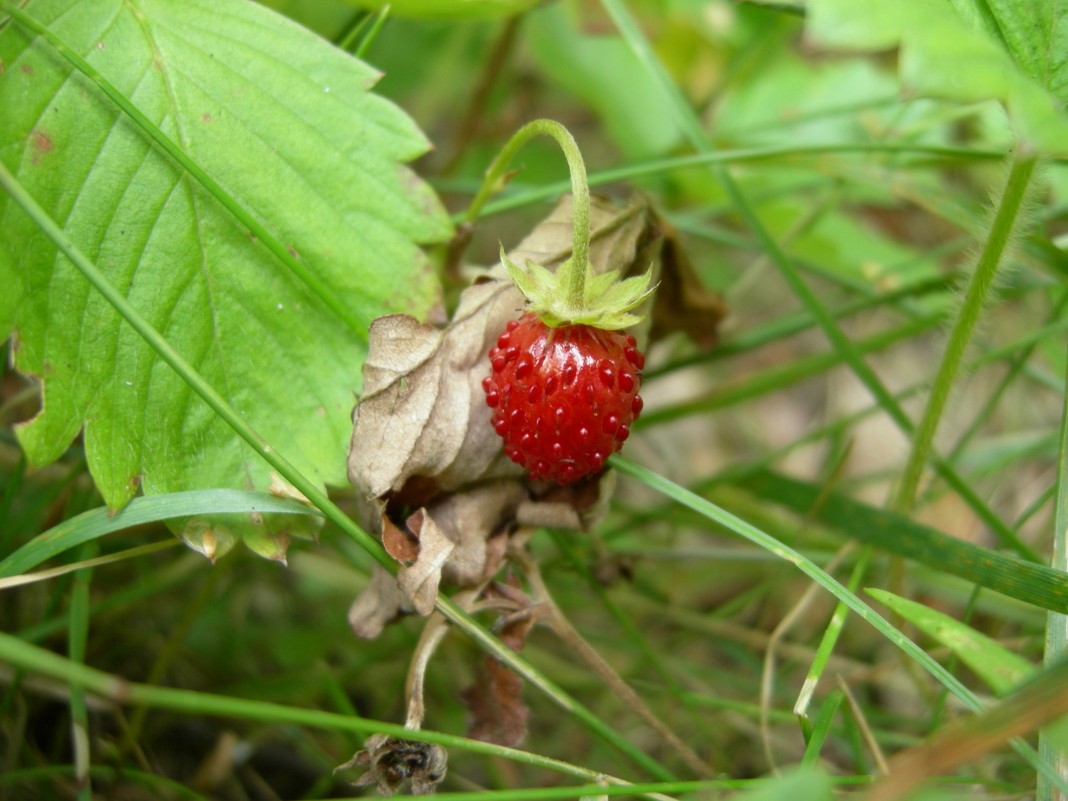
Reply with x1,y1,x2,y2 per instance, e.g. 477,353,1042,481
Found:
500,245,655,330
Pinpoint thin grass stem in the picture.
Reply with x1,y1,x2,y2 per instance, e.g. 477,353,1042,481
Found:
894,155,1039,514
1039,351,1068,800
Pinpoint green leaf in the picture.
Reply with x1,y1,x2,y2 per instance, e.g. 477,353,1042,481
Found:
340,0,542,20
953,0,1068,107
737,470,1068,614
807,0,1068,155
866,588,1034,695
0,0,451,557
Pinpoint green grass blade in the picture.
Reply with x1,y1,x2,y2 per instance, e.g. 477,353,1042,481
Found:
796,547,872,725
736,470,1068,613
867,588,1034,694
894,156,1039,513
608,454,1068,793
1040,355,1068,799
67,546,94,801
801,689,845,765
0,490,322,578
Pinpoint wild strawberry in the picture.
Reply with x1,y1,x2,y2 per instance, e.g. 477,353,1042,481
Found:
482,312,645,484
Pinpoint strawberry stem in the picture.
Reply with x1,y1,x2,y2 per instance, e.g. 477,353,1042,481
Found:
465,119,591,309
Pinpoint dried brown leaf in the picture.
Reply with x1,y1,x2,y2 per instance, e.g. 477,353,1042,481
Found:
396,510,455,616
648,220,726,349
460,584,540,747
349,565,412,639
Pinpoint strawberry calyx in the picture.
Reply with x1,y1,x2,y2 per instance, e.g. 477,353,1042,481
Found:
466,119,655,331
501,248,655,330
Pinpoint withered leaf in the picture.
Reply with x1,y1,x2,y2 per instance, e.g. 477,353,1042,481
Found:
460,583,540,747
648,219,726,349
337,734,448,797
395,509,455,616
349,565,412,639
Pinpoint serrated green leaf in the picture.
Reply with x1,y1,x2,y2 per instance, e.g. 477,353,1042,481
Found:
953,0,1068,107
0,0,451,557
807,0,1068,155
867,588,1034,695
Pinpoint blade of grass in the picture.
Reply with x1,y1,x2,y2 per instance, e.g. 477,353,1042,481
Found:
1039,352,1068,800
796,547,873,727
607,454,1068,793
0,630,670,799
67,544,95,801
866,588,1033,694
0,159,674,782
636,317,939,428
353,4,391,60
0,490,322,578
0,540,177,590
801,689,845,764
894,155,1039,513
0,0,368,340
463,141,1007,223
735,469,1068,613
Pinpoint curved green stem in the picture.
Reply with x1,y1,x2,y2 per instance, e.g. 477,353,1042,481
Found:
464,119,592,309
893,154,1038,514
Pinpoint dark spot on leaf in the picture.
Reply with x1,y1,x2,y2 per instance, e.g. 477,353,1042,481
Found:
20,63,32,75
29,130,53,166
202,113,212,123
286,245,300,260
32,130,53,153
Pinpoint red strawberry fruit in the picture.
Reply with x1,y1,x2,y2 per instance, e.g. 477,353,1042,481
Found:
482,312,645,484
479,123,655,484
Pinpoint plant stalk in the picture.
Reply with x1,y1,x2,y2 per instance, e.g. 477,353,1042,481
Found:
1039,353,1068,801
464,119,592,308
893,154,1038,513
